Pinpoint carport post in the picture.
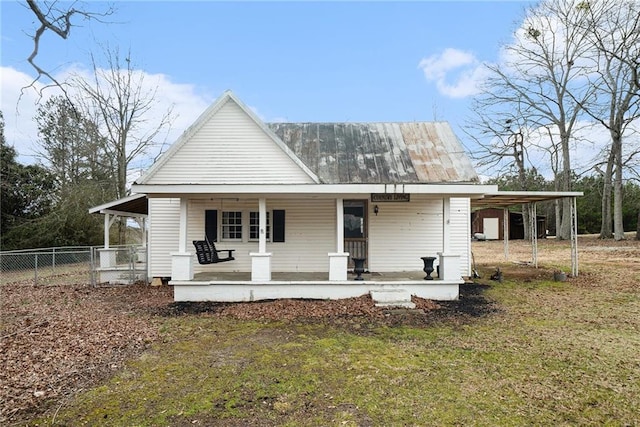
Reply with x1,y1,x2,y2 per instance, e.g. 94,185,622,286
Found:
571,196,579,277
530,202,538,268
503,208,509,260
104,214,110,249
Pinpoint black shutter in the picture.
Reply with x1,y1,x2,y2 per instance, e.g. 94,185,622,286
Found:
272,210,285,242
205,210,218,242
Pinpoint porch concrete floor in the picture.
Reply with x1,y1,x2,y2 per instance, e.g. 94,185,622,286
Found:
192,271,434,282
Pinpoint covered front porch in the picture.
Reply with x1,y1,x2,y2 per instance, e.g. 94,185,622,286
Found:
152,187,481,302
171,270,463,303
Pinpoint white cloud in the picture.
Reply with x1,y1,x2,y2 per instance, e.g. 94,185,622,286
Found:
418,48,489,98
1,65,213,167
0,67,53,163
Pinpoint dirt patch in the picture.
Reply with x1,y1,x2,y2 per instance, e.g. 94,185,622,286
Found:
157,285,497,330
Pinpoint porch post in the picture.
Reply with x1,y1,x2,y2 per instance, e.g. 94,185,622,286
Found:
251,197,272,281
259,198,267,253
141,217,147,261
178,198,188,252
337,198,344,253
104,214,110,249
329,198,349,280
99,214,118,268
442,197,451,252
438,197,461,281
171,197,193,280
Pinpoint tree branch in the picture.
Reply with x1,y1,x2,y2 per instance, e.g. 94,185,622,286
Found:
23,1,115,98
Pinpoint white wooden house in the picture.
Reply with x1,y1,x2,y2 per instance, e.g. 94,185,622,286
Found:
123,90,499,304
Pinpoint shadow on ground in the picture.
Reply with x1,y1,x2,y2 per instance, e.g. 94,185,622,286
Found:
156,283,500,331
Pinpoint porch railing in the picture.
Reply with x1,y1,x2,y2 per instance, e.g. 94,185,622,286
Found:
345,239,367,268
91,245,148,286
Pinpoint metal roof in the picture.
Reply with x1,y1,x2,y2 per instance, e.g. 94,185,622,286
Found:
471,191,583,209
267,122,478,184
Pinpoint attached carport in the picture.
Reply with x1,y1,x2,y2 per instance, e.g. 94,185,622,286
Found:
89,193,149,249
471,191,583,276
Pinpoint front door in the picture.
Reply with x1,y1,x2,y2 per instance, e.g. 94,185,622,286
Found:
344,200,368,268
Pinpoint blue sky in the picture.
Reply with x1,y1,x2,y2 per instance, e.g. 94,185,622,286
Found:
1,1,532,165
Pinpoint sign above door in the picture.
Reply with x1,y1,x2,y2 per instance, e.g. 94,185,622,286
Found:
370,193,410,202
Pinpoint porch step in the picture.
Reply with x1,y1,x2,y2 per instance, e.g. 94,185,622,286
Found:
370,290,416,309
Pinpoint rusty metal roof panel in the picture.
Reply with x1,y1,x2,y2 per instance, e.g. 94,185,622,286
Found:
267,122,478,184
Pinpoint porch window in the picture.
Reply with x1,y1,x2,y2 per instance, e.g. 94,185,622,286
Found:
249,211,270,241
221,211,242,240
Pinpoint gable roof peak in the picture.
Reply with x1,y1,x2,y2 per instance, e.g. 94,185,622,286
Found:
136,90,319,185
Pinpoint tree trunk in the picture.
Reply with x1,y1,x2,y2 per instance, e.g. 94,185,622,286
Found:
600,142,615,238
636,211,640,241
514,133,530,240
599,169,613,238
560,198,573,240
554,176,562,238
612,173,624,240
558,133,572,240
612,137,625,240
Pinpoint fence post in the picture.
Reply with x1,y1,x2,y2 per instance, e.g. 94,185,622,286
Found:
129,245,135,284
52,247,56,272
34,253,38,286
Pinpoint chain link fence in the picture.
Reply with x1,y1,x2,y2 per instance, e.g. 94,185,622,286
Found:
0,245,147,286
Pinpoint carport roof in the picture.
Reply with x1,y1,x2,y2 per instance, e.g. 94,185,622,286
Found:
88,194,148,216
471,191,583,209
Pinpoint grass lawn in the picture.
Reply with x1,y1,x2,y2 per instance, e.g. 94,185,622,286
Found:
31,238,640,426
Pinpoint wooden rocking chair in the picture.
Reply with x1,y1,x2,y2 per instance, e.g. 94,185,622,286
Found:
192,239,235,264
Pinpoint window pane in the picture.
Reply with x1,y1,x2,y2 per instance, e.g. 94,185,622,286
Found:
222,211,242,240
344,206,364,238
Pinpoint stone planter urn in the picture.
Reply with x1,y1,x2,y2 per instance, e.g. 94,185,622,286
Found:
553,270,567,282
421,256,437,280
352,257,366,281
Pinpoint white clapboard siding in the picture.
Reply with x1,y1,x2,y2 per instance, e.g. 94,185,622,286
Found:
450,197,471,276
188,198,336,273
145,99,314,185
149,195,472,277
368,196,443,272
269,199,335,272
148,198,181,277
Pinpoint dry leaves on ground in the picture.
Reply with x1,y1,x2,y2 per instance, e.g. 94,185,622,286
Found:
1,280,465,425
0,282,172,424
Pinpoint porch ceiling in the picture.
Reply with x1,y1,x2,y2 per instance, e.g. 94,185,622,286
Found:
88,193,148,216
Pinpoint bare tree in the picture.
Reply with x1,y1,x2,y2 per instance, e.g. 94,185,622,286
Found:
23,1,114,95
571,0,640,240
72,47,174,201
465,95,536,238
470,0,597,239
